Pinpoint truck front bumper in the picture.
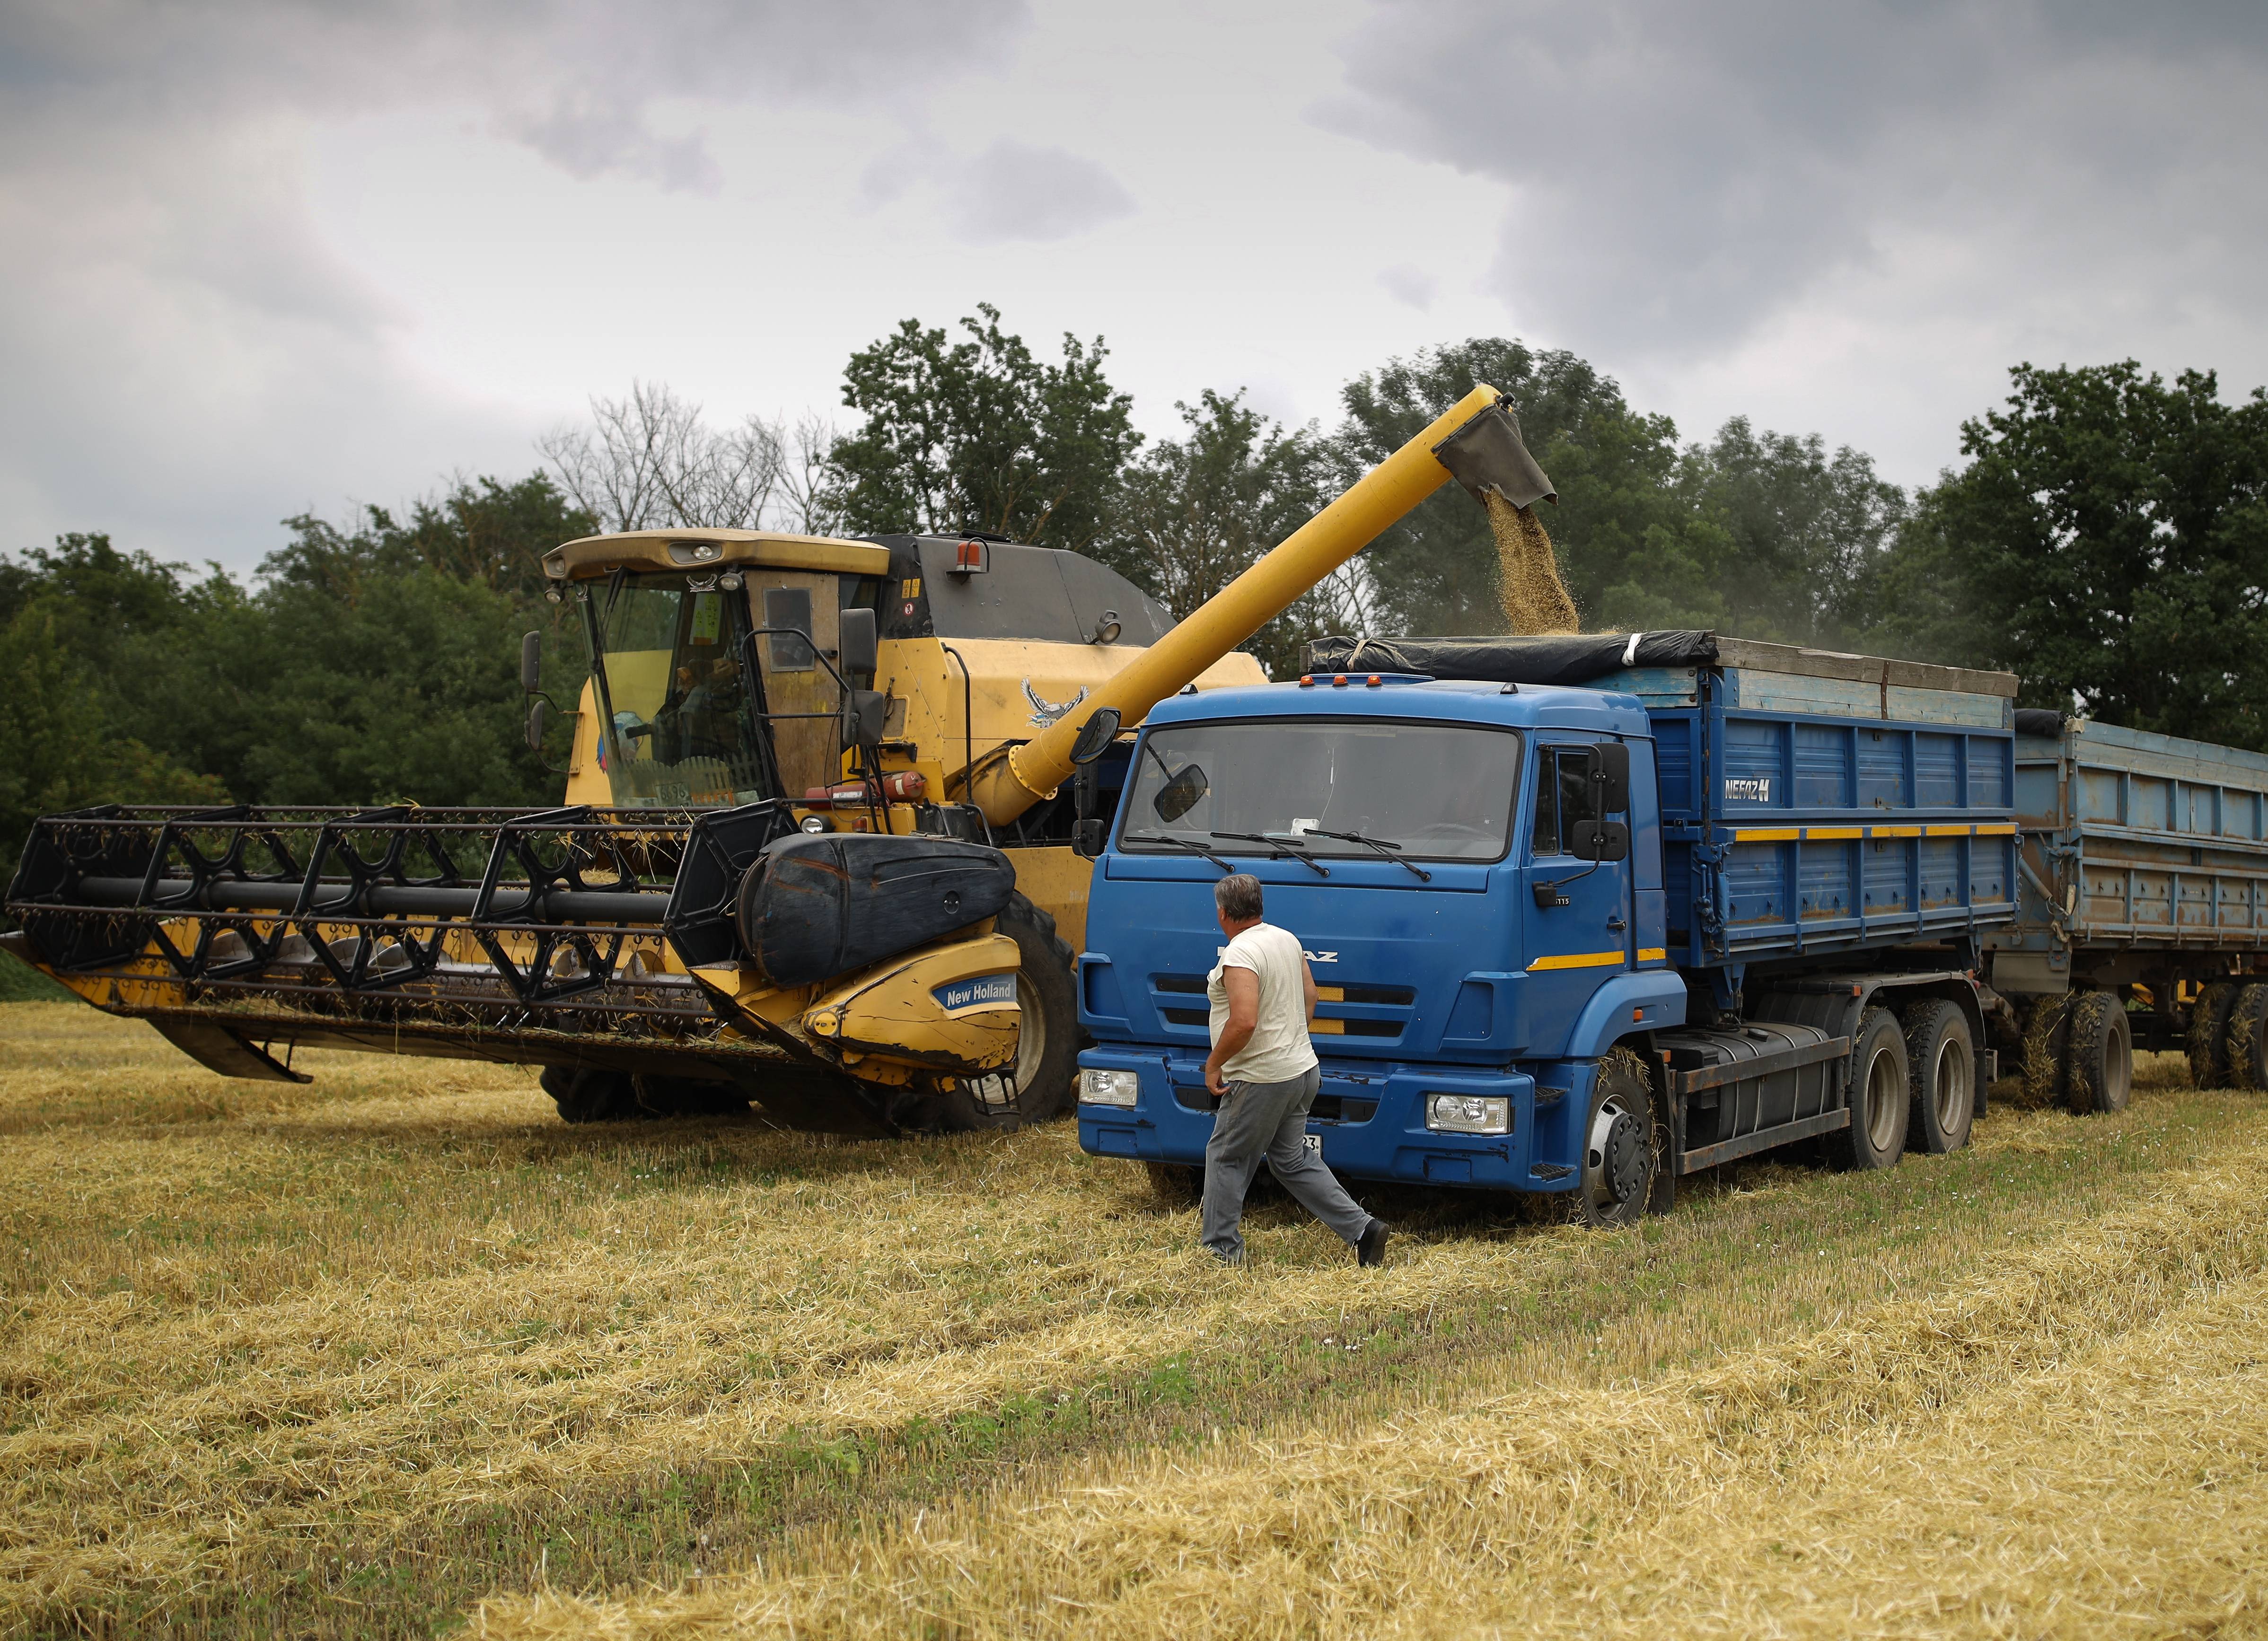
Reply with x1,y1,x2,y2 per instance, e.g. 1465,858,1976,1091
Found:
1076,1047,1553,1192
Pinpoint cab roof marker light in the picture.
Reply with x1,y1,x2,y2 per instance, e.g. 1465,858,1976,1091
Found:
1332,674,1349,688
1298,675,1315,688
1366,674,1382,687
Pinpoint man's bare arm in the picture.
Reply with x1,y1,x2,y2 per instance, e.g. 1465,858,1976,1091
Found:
1204,966,1260,1093
1302,957,1319,1019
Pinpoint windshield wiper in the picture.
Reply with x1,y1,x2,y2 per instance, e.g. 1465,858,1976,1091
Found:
1122,833,1237,873
1209,831,1331,878
1297,827,1433,882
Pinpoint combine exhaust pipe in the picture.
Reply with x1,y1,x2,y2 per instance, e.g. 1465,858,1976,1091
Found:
963,387,1553,823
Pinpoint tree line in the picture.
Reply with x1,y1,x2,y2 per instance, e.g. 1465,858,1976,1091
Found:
5,307,2265,868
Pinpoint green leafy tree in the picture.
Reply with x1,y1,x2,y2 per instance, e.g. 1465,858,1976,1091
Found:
1109,390,1341,677
1862,362,2268,747
828,303,1140,552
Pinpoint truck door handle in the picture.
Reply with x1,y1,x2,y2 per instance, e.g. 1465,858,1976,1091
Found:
1606,915,1627,930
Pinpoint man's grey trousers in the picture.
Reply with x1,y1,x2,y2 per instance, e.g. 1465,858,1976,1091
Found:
1201,1066,1372,1263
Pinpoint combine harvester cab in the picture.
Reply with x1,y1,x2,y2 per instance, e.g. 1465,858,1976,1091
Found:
1076,632,2026,1220
4,387,1560,1134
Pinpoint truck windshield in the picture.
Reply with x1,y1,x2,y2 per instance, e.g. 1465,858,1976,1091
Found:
589,573,774,808
1119,719,1522,863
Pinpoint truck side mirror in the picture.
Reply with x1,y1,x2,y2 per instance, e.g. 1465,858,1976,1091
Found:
1570,818,1630,862
838,607,878,678
1070,706,1122,765
525,697,548,752
1593,741,1630,811
1073,818,1107,859
521,631,544,694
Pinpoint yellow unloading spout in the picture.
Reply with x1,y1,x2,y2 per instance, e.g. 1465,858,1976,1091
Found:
963,384,1558,825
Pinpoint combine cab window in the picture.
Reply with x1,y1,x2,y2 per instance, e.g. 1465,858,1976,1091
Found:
1119,720,1523,863
592,575,772,808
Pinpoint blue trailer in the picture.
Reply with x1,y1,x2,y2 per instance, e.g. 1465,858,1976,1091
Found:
1984,712,2268,1106
1073,634,2021,1222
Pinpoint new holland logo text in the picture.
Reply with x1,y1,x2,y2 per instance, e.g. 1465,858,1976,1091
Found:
1724,777,1772,803
933,974,1018,1011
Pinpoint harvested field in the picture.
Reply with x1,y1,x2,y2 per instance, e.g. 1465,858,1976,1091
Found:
4,1001,2266,1637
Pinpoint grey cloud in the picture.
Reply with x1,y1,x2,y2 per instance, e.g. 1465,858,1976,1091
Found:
948,140,1136,242
1323,1,2268,357
1378,266,1436,310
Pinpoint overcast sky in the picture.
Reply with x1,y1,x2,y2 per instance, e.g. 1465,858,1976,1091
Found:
4,0,2264,572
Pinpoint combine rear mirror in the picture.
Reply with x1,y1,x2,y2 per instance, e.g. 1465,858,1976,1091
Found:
524,697,547,752
842,689,887,749
838,607,878,677
1154,763,1209,824
1070,707,1122,765
520,631,543,694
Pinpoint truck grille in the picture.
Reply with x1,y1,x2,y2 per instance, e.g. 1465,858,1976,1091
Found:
1150,973,1414,1043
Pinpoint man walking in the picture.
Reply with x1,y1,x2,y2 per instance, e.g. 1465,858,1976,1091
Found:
1201,873,1389,1268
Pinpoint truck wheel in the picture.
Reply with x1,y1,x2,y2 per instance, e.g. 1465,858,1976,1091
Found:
1831,1008,1908,1171
921,894,1080,1133
1903,999,1975,1154
1568,1047,1661,1228
2066,990,2133,1114
2224,983,2268,1091
2188,981,2240,1089
541,1065,644,1123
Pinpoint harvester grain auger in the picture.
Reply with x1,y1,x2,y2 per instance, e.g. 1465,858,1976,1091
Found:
2,387,1553,1133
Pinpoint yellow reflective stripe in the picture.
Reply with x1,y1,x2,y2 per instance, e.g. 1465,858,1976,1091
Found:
1313,985,1345,1002
1307,1017,1346,1035
1732,827,1800,842
1872,825,1921,837
1974,822,2018,835
1806,825,1862,839
1527,950,1627,972
1925,823,1972,835
1637,947,1668,962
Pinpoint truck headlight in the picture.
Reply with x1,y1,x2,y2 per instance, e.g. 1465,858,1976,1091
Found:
1081,1069,1141,1107
1426,1093,1511,1134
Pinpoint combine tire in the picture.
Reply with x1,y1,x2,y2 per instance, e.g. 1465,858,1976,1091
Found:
2189,981,2240,1089
2225,983,2268,1091
1831,1008,1908,1171
542,1066,644,1124
1903,999,1975,1154
1567,1046,1661,1228
2066,990,2132,1114
921,893,1081,1132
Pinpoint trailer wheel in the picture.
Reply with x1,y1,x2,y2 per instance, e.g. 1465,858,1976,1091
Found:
1568,1047,1661,1228
2223,983,2268,1091
1831,1008,1908,1171
1903,999,1975,1154
2188,981,2240,1089
541,1065,645,1123
2066,990,2132,1114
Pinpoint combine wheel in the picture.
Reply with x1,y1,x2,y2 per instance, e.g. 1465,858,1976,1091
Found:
1902,999,1975,1153
1567,1047,1661,1228
1830,1008,1908,1171
2188,981,2240,1089
541,1066,645,1124
2065,990,2133,1114
918,893,1081,1133
2224,983,2268,1091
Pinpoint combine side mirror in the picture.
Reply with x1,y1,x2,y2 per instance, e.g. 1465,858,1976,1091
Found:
838,607,878,678
1154,763,1209,824
842,689,887,750
1069,706,1122,766
525,697,548,752
1073,818,1108,859
521,631,544,694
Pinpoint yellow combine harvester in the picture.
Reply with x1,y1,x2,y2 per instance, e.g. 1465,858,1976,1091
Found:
2,386,1553,1133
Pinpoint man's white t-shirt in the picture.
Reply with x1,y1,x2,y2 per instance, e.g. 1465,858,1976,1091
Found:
1206,921,1319,1084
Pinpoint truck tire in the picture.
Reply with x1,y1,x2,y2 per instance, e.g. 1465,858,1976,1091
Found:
921,893,1081,1133
2188,981,2240,1089
2224,982,2268,1091
1831,1008,1908,1171
1903,999,1975,1154
542,1065,645,1123
2066,990,2132,1114
1568,1046,1661,1228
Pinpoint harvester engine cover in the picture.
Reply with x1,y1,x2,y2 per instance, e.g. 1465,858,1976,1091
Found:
736,834,1017,988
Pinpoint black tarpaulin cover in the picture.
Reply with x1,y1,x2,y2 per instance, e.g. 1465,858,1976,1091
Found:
2013,708,2068,737
1302,632,1719,686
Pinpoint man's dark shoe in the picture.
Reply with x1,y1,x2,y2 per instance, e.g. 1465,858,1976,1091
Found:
1356,1219,1389,1268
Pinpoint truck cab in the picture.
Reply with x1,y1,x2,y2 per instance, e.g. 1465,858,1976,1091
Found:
1073,673,1686,1200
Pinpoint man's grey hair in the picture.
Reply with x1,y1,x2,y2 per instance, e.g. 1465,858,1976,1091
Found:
1215,873,1265,922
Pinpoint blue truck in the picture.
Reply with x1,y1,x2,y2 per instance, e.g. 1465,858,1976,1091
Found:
1984,711,2268,1105
1072,632,2023,1222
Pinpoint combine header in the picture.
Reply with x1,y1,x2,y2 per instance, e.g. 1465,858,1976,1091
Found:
4,386,1554,1133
